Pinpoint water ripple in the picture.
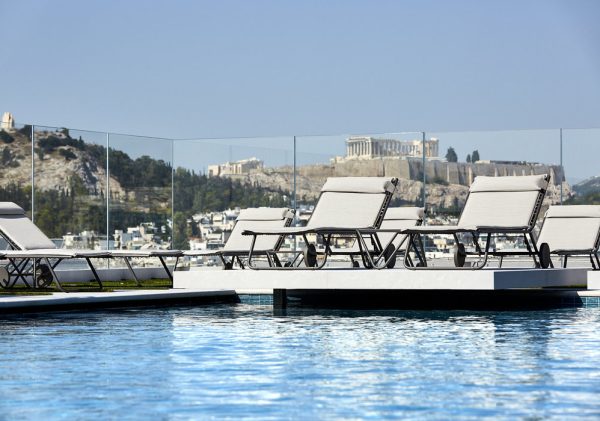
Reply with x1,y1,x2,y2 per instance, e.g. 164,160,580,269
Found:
0,306,599,419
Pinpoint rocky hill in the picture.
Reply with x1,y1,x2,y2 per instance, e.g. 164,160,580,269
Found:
572,176,600,196
235,158,569,210
0,127,124,196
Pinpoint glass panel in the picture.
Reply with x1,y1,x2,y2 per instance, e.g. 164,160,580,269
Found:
0,120,33,222
173,136,293,267
425,129,562,213
31,125,108,248
562,128,600,204
296,131,426,208
108,134,173,264
420,129,562,266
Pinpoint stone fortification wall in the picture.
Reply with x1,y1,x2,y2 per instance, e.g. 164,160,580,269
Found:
331,158,565,187
243,158,569,209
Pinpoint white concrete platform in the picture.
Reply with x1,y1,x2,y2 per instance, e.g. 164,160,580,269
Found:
175,267,588,294
0,288,237,313
587,271,600,290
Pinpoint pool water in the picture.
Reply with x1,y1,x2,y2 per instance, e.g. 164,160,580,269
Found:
1,305,599,419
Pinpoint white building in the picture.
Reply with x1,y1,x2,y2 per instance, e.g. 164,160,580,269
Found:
1,112,15,130
207,157,263,177
338,136,439,161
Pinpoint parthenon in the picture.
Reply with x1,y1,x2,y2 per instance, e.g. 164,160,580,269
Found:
344,136,439,160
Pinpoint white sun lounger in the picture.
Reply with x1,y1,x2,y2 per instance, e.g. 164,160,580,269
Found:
536,205,600,269
402,174,550,269
242,177,398,269
0,202,182,291
183,207,295,269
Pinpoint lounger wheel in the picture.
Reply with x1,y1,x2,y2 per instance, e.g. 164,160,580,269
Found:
383,244,396,269
223,261,233,270
35,264,53,288
304,244,318,267
453,243,466,267
539,243,551,269
0,266,9,288
352,261,360,268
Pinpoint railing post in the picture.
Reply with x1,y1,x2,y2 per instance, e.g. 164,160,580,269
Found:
293,135,297,252
422,131,426,210
31,124,35,223
559,128,563,205
171,138,175,250
106,132,110,249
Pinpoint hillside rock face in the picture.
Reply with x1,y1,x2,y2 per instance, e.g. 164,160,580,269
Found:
573,175,600,196
236,157,570,209
0,129,125,196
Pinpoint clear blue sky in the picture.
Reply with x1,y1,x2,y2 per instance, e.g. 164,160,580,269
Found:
1,0,599,180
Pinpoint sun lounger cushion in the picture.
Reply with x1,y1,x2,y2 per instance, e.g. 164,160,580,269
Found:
469,175,549,192
321,177,396,194
537,205,600,252
0,202,27,215
223,207,293,252
302,177,396,229
0,214,57,250
457,175,548,229
237,207,294,221
384,207,424,221
307,192,387,229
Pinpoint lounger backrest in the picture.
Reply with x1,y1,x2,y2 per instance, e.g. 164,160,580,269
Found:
537,205,600,252
0,202,57,250
307,177,398,229
458,175,549,230
379,207,424,250
223,207,294,252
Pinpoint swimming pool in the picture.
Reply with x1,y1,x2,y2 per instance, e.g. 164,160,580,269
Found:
0,304,599,419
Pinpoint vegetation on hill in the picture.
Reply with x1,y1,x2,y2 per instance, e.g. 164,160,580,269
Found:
0,128,290,247
565,192,600,205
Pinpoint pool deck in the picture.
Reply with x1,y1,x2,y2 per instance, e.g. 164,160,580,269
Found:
2,268,599,313
0,289,238,314
588,271,600,290
175,267,589,293
175,267,600,309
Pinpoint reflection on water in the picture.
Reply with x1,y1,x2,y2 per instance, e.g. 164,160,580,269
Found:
0,306,599,419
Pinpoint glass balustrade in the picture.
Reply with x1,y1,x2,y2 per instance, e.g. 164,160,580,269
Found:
0,120,596,266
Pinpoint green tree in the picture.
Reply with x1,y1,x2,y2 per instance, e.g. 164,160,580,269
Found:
466,154,471,163
172,211,191,250
445,147,458,163
472,150,480,162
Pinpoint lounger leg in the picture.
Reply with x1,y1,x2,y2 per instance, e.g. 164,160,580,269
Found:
123,257,142,287
44,257,67,293
85,257,103,290
471,233,482,254
247,235,259,269
265,252,274,267
271,253,282,267
473,233,491,269
594,253,600,270
6,258,31,288
416,235,426,266
236,256,245,269
563,255,568,269
356,230,376,268
158,256,174,281
523,233,539,267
